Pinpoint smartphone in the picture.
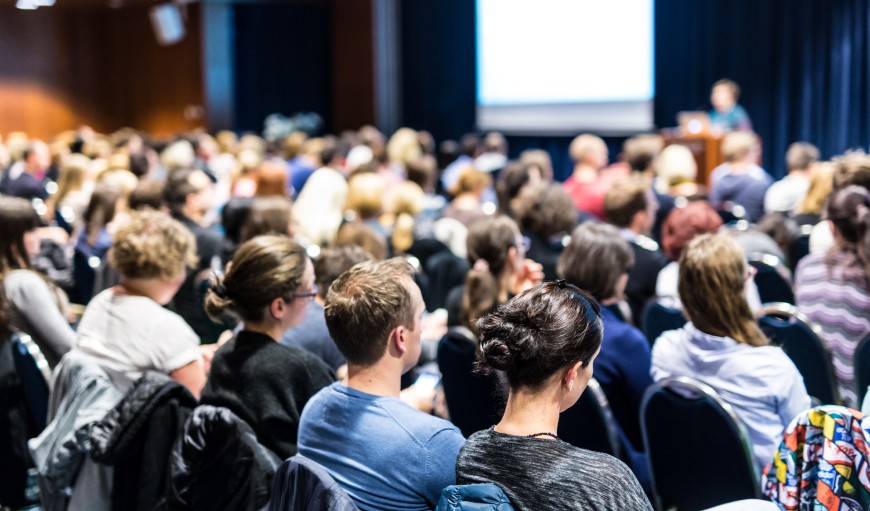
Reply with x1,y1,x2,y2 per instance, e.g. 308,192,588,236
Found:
414,372,442,394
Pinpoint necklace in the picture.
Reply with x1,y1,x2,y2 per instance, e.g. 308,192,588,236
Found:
526,432,560,440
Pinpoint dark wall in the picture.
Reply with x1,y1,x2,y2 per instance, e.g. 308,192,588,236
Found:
0,4,203,138
233,2,332,134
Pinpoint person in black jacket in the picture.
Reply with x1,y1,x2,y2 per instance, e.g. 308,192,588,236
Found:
200,236,335,459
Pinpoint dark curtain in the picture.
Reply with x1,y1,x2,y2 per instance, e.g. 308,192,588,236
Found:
233,3,332,134
656,0,870,178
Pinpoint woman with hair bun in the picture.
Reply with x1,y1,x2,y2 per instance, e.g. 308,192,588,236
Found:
200,235,335,459
796,185,870,407
455,282,651,511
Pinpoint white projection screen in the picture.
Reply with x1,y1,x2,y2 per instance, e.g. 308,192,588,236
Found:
476,0,655,134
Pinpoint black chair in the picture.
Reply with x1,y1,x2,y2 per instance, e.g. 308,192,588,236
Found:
853,333,870,406
641,377,761,511
641,301,687,347
748,253,795,305
787,230,812,274
716,201,749,227
437,327,504,437
269,455,359,511
559,378,622,459
758,303,839,405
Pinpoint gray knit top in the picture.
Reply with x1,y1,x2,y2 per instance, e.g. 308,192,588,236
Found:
456,428,652,511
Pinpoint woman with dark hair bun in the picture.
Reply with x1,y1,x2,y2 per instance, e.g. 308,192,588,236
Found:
454,282,651,511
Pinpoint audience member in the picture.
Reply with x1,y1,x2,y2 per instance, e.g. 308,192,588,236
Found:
443,168,492,228
655,144,706,200
795,186,870,406
456,281,651,511
764,142,819,214
793,161,834,227
603,175,669,324
709,78,753,132
709,131,773,222
652,233,810,472
656,201,724,308
239,196,295,243
0,140,51,201
74,210,206,396
164,167,227,341
563,134,610,219
558,222,652,473
333,221,388,260
495,161,542,219
280,244,373,373
293,140,348,246
514,182,576,281
201,235,335,459
0,196,74,367
298,258,465,511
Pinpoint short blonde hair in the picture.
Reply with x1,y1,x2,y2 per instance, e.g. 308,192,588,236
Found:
450,167,492,197
569,134,606,165
721,131,758,162
109,210,197,280
656,144,697,190
346,173,385,220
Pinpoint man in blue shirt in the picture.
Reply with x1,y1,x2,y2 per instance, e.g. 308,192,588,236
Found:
709,78,753,133
298,258,464,511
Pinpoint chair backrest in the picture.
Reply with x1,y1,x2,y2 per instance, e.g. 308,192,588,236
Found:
269,455,358,511
854,333,870,406
787,232,811,274
757,302,839,404
558,378,622,460
748,254,795,305
642,301,687,346
641,377,760,511
437,328,504,437
11,333,50,431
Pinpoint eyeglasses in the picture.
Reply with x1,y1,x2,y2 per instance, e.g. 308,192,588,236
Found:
291,284,318,302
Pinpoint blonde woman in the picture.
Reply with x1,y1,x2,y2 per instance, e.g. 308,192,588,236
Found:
74,210,206,397
651,233,810,473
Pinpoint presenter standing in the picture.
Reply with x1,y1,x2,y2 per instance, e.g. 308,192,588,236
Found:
709,79,753,133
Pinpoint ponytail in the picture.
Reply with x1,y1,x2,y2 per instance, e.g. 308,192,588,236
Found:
391,212,415,254
204,272,234,322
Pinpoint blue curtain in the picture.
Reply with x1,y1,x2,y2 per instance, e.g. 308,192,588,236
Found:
655,0,870,178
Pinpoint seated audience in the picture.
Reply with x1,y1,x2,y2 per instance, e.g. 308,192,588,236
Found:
201,235,335,459
443,168,492,228
656,201,724,308
563,134,610,219
455,281,651,511
280,244,373,374
795,185,870,407
709,131,773,222
793,161,834,228
655,144,707,200
0,140,51,201
495,161,542,219
298,258,465,511
652,233,810,472
603,175,669,324
514,182,576,281
239,196,295,243
74,210,206,396
0,196,74,367
558,222,652,464
764,142,819,214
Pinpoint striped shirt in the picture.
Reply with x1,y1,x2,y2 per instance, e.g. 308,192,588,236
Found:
795,251,870,407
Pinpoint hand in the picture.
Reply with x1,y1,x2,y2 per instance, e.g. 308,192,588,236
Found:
400,383,436,414
199,344,219,374
512,259,544,295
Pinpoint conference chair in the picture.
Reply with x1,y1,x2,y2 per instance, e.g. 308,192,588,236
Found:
559,378,623,459
11,333,50,431
269,455,359,511
787,230,812,274
437,327,504,437
641,301,687,347
641,377,760,511
748,253,795,305
716,201,749,227
854,333,870,406
758,303,838,405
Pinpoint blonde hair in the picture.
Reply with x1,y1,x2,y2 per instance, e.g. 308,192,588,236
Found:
656,144,697,192
569,134,607,165
386,127,422,167
450,168,492,197
345,173,385,220
796,162,834,215
678,234,767,346
109,210,197,281
385,182,424,254
721,131,758,162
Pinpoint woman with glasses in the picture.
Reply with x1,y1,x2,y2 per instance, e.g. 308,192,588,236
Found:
651,233,810,473
201,235,335,459
454,281,651,510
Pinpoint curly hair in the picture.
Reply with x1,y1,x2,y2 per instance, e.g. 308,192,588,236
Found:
109,210,197,280
514,182,577,240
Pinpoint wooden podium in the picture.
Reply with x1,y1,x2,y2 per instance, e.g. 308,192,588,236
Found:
661,129,724,187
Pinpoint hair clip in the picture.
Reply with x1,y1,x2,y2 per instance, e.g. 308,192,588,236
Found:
213,283,228,299
556,279,567,289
